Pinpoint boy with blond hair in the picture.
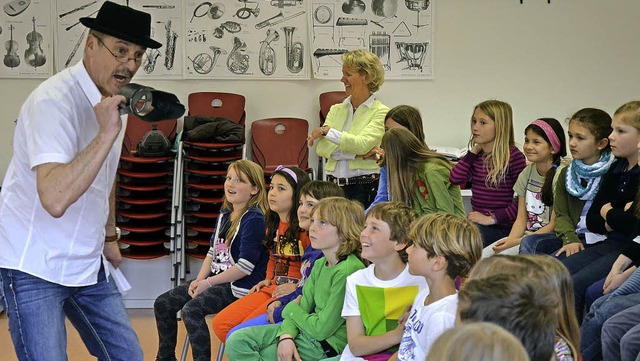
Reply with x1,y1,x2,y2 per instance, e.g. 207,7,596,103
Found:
335,202,427,360
391,213,483,361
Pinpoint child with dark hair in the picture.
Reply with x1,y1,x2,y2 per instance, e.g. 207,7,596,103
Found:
458,274,558,361
484,118,567,256
226,181,344,335
212,166,310,343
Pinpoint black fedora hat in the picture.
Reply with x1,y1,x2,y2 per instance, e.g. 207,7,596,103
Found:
80,1,161,49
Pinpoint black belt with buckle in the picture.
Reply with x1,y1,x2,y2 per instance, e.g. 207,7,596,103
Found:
327,173,379,186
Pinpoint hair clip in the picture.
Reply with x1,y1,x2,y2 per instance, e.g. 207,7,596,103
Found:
273,165,298,183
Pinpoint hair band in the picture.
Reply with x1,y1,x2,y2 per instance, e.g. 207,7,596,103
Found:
531,119,561,154
273,165,297,183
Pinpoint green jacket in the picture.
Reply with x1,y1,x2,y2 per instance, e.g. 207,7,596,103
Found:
316,99,388,172
277,254,365,354
553,167,586,245
413,161,466,218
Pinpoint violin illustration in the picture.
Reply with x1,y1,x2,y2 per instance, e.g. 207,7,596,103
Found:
25,16,46,68
4,24,20,68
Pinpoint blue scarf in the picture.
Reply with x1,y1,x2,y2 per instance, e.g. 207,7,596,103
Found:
566,150,614,200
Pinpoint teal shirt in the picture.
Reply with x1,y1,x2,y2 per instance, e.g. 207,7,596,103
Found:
413,161,466,218
277,253,365,354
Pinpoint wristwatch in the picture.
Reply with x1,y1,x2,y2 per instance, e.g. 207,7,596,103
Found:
105,227,121,243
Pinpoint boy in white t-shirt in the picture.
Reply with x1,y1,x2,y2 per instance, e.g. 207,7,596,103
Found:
334,202,427,361
391,213,483,361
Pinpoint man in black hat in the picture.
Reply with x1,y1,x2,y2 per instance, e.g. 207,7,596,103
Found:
0,2,160,360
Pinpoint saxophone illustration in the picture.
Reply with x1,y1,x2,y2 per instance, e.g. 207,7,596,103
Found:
164,20,178,70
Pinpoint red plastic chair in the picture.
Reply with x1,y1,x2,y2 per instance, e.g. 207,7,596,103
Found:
187,92,246,126
251,117,312,179
319,91,347,126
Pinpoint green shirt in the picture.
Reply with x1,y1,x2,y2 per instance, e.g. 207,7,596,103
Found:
277,254,365,354
413,161,466,218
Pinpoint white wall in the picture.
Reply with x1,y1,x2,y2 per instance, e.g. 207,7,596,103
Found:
1,0,639,181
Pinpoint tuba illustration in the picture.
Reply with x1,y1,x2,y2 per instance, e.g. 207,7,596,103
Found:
259,29,279,76
227,37,249,74
282,26,303,73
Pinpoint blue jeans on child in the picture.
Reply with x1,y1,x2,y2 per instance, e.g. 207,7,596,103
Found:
580,268,640,361
602,304,640,361
0,263,142,361
561,235,626,321
518,232,562,255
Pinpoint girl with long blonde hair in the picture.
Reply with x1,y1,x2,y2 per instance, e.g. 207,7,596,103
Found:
449,100,527,246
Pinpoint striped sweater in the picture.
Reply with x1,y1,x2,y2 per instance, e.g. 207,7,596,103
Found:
449,145,526,227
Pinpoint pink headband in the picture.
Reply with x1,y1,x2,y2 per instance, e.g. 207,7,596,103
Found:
273,165,298,183
531,119,561,154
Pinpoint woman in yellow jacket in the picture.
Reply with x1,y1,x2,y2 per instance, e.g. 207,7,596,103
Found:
308,49,388,209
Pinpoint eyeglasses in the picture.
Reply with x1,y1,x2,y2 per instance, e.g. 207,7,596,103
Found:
94,36,143,64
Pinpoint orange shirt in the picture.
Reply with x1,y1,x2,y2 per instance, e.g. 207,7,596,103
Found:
264,221,310,284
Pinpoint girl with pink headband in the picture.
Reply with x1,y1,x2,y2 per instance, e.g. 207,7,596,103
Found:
483,118,567,257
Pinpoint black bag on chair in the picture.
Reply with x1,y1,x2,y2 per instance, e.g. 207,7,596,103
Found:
137,124,172,157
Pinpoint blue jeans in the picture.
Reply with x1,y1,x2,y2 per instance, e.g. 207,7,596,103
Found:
476,224,511,248
0,264,142,361
602,304,640,361
518,232,562,255
561,236,625,321
227,313,277,339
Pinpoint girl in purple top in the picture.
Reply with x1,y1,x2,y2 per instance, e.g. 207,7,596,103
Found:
449,100,527,246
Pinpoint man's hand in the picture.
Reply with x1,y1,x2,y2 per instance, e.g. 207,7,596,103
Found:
103,241,122,269
95,95,126,137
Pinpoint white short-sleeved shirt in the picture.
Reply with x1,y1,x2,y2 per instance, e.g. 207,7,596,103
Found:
0,61,125,286
340,264,428,360
397,291,458,361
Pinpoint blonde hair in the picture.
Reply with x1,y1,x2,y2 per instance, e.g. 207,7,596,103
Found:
521,255,580,357
614,101,640,218
409,213,482,278
310,197,364,261
221,160,268,243
427,322,530,361
469,100,515,188
366,201,417,262
342,49,385,93
468,254,542,281
382,127,452,206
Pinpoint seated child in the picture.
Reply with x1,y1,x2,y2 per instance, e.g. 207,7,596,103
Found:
225,197,366,360
459,273,558,361
226,180,344,334
391,213,483,360
339,201,428,360
427,322,529,361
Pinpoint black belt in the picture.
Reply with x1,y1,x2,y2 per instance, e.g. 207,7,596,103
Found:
318,339,338,358
327,173,379,186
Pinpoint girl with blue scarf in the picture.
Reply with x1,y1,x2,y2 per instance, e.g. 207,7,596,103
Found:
519,108,614,256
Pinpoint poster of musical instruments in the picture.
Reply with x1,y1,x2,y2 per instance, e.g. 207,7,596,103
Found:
55,0,118,71
129,0,183,79
184,0,310,79
311,0,434,79
0,0,52,78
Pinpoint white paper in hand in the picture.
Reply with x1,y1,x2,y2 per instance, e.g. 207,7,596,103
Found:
107,262,132,295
